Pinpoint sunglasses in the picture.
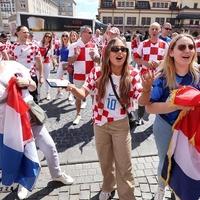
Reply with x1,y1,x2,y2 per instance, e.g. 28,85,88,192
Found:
177,44,194,51
62,35,68,37
110,46,128,53
45,35,52,38
85,31,92,34
164,27,172,31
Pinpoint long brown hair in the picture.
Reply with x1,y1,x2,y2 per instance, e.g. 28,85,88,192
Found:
41,32,52,48
159,34,199,89
97,37,131,105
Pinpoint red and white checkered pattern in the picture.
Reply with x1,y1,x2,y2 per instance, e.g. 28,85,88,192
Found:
83,66,142,126
9,42,41,77
68,39,99,81
134,39,168,74
195,39,200,53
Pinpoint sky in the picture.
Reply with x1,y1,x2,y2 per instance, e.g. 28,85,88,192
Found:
75,0,99,19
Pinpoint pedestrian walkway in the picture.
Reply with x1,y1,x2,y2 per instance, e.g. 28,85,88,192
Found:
0,71,174,200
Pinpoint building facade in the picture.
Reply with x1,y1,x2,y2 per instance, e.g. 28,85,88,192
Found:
0,0,77,32
57,0,76,16
98,0,200,34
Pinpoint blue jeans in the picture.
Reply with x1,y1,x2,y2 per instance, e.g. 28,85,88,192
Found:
153,115,173,188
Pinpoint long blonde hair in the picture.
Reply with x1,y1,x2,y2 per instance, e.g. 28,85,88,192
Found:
97,37,131,105
159,34,199,89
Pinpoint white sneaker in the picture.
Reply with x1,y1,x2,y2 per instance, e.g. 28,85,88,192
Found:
73,115,81,125
69,100,75,106
17,185,29,200
99,191,112,200
56,92,64,99
46,93,51,100
81,101,87,109
53,172,74,185
153,186,165,200
68,93,74,101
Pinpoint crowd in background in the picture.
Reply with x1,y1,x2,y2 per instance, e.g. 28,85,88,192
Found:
0,21,200,200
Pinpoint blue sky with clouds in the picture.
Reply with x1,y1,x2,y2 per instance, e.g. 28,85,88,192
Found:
75,0,99,19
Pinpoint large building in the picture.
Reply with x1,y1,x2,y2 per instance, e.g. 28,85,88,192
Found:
98,0,200,34
0,0,77,32
56,0,76,16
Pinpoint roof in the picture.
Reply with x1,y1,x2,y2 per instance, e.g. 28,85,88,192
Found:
176,13,200,19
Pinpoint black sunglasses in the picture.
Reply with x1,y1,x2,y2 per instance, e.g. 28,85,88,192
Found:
45,35,52,38
110,46,128,53
177,44,194,51
164,27,172,31
62,35,68,37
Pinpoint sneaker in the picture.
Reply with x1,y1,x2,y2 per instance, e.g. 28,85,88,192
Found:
152,186,165,200
17,185,29,200
56,92,64,99
46,93,51,100
73,115,81,125
69,100,75,106
99,191,112,200
53,172,74,185
81,101,87,109
68,93,74,101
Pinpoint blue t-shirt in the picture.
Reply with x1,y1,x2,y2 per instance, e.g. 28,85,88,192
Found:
150,73,200,125
57,45,69,62
159,35,171,44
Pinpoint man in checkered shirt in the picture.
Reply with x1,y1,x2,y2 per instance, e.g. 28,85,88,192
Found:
134,22,168,122
68,25,100,125
8,26,44,103
134,22,168,75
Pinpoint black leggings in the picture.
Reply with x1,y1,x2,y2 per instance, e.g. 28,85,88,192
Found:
29,76,39,104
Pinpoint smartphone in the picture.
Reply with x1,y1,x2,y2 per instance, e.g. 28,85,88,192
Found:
46,79,69,88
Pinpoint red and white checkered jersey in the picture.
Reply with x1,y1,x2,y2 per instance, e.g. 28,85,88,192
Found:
68,39,99,81
9,42,41,77
134,39,168,74
195,39,200,53
83,66,142,126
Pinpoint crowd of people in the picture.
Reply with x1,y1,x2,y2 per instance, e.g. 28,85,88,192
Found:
0,21,200,200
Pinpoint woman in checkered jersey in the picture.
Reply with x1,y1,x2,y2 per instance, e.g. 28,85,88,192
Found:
67,37,153,200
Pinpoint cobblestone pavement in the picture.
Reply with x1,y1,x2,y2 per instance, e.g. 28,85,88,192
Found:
0,71,174,200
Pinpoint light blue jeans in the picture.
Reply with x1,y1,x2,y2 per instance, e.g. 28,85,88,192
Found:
153,115,173,188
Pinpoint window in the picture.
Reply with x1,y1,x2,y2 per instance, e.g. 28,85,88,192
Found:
114,17,123,24
127,17,136,25
103,16,112,24
118,1,121,7
165,3,168,8
194,3,198,9
195,20,199,25
190,20,194,25
141,17,151,25
152,2,156,7
155,17,165,25
103,0,113,8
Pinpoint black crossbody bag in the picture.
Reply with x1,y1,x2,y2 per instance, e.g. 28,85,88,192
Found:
109,75,139,131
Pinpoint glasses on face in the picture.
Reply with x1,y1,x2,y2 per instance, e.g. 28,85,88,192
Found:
110,46,128,53
45,35,52,38
164,27,172,31
62,35,68,38
84,31,92,35
177,44,194,51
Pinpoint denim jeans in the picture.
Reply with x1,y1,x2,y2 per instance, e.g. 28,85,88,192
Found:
153,115,173,188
